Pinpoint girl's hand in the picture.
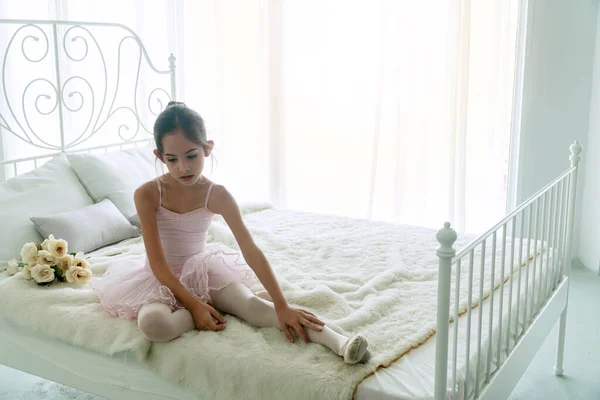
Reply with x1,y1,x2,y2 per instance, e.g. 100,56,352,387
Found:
276,305,326,344
190,301,227,331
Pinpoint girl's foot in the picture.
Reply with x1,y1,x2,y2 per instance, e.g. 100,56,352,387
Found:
341,334,369,364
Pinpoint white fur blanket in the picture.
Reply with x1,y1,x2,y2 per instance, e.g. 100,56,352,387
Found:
0,207,541,399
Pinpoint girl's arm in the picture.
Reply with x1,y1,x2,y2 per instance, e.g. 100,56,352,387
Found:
134,181,225,331
208,186,288,310
209,185,325,343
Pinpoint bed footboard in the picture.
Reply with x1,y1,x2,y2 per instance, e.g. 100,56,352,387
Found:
434,141,582,400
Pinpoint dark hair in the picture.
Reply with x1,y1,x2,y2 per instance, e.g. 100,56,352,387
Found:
153,101,210,154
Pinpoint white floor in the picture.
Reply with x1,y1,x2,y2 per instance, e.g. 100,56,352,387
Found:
507,263,600,400
0,264,598,400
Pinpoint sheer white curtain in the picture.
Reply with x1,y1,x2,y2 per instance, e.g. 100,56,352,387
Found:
1,0,521,233
180,0,521,233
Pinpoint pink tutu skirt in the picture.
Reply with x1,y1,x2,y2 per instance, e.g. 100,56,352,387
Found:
92,247,258,320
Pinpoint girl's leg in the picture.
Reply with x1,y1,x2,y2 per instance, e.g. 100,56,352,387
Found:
210,283,368,363
137,302,195,342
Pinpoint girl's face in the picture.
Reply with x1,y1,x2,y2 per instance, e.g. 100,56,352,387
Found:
154,129,214,187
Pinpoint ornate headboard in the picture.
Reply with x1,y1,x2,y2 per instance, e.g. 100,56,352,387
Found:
0,19,176,178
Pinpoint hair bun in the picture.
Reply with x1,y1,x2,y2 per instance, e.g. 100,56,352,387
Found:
167,101,186,107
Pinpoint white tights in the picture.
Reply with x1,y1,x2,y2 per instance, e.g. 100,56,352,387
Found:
137,283,350,356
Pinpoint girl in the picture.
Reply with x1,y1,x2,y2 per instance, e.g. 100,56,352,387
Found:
92,102,369,364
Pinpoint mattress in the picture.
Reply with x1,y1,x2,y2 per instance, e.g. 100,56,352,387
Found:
0,208,557,400
0,245,554,400
358,250,554,400
0,314,197,400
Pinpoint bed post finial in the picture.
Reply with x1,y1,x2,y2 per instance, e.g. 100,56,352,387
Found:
168,53,177,101
437,221,457,254
434,221,457,400
569,140,582,167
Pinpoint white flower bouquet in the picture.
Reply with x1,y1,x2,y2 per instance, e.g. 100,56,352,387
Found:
7,234,92,286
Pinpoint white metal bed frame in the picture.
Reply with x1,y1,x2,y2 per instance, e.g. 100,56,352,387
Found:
434,141,581,400
0,20,581,400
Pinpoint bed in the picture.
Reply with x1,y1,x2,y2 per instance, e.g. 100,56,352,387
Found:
0,20,582,400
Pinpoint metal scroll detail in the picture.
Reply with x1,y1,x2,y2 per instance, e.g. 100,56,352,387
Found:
0,20,175,155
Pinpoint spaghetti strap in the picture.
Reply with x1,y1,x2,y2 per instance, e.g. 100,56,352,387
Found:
155,177,163,207
205,183,214,210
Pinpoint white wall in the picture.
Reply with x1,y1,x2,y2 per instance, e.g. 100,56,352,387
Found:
579,3,600,274
516,0,598,268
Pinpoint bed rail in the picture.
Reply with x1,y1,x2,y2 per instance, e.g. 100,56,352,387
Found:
434,141,582,400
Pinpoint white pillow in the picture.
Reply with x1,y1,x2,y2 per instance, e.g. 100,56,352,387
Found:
30,199,140,254
67,146,159,225
0,155,94,261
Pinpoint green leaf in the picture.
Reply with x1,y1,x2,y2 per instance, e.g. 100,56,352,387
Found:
69,252,76,257
18,263,26,269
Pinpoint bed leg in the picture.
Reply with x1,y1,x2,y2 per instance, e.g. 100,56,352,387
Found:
554,309,567,376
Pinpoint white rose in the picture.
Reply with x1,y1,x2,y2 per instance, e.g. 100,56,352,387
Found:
47,238,68,259
22,264,32,280
72,252,91,270
37,250,56,266
7,259,19,276
30,264,55,284
57,254,74,274
66,266,92,284
20,242,38,266
41,234,55,251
